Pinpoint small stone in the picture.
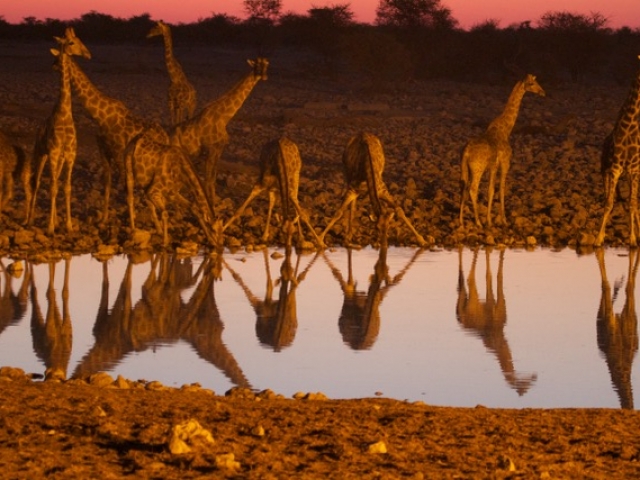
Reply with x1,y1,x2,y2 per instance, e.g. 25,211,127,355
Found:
215,453,240,470
367,441,388,454
89,372,114,388
93,406,107,417
94,244,118,258
44,367,66,382
578,232,596,247
497,454,516,471
132,229,151,249
168,419,215,455
146,381,165,391
251,425,265,437
526,235,537,246
0,366,27,380
115,375,130,389
6,260,23,277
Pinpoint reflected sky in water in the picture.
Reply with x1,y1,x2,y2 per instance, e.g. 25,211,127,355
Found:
0,247,638,409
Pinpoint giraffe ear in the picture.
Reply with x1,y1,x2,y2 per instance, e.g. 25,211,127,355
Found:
247,59,255,68
50,48,61,57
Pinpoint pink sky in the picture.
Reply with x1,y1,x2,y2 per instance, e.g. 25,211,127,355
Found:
3,0,639,29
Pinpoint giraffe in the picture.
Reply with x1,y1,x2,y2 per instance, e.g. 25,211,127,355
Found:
596,248,639,409
223,248,319,352
595,56,640,247
459,74,545,228
323,245,423,350
26,31,91,234
147,20,197,125
29,258,73,382
320,132,427,247
123,130,221,248
456,247,537,396
169,57,269,206
62,28,169,224
223,137,324,249
0,131,28,215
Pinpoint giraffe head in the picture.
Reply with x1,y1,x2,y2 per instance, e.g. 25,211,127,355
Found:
523,74,545,97
52,27,91,61
147,20,169,39
248,57,269,81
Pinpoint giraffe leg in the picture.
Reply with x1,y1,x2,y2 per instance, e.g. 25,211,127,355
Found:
48,174,59,235
459,179,469,228
222,185,263,233
629,172,639,247
497,156,511,226
26,154,48,227
63,161,74,232
346,196,358,245
124,147,137,233
595,171,621,247
204,141,226,209
291,197,325,248
486,167,498,228
379,191,427,247
262,189,276,243
468,171,483,228
320,190,358,243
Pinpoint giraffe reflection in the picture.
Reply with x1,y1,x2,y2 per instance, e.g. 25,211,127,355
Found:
29,258,73,381
0,260,29,337
323,245,424,350
73,254,250,388
456,247,537,395
596,249,639,409
224,248,319,352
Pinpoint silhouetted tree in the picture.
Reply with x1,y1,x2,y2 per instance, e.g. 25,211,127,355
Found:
375,0,457,29
243,0,282,24
537,10,610,82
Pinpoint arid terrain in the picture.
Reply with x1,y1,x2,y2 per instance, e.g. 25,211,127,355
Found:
1,39,640,478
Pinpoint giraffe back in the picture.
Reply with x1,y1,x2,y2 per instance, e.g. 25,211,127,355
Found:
259,137,301,221
344,132,385,219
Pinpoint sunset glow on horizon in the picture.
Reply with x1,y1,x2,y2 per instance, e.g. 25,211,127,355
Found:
3,0,640,29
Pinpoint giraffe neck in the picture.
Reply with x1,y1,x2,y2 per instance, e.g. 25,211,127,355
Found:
161,29,183,81
614,69,640,136
57,53,73,118
206,73,261,123
66,57,132,137
487,81,526,140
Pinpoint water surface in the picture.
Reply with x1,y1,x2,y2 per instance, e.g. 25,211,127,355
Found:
0,247,638,409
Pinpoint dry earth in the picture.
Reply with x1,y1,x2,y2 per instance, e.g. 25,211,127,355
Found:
1,40,640,478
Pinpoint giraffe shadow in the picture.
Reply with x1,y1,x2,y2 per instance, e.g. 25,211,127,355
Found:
72,253,249,388
456,247,537,396
29,258,73,381
223,248,320,352
596,248,639,409
323,246,424,350
0,259,29,338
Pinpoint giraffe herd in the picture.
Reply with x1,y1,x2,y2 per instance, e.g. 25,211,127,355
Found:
0,24,639,251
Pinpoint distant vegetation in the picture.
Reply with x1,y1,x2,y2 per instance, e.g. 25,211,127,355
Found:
1,0,639,85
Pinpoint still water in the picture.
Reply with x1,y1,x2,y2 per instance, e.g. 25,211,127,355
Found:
0,246,638,409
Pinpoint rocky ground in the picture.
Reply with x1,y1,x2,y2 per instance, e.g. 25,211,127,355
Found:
1,40,640,478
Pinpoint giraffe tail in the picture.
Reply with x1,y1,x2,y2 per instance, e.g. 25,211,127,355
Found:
459,145,472,197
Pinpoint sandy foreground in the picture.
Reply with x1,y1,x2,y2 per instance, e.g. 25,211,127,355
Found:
1,41,639,478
